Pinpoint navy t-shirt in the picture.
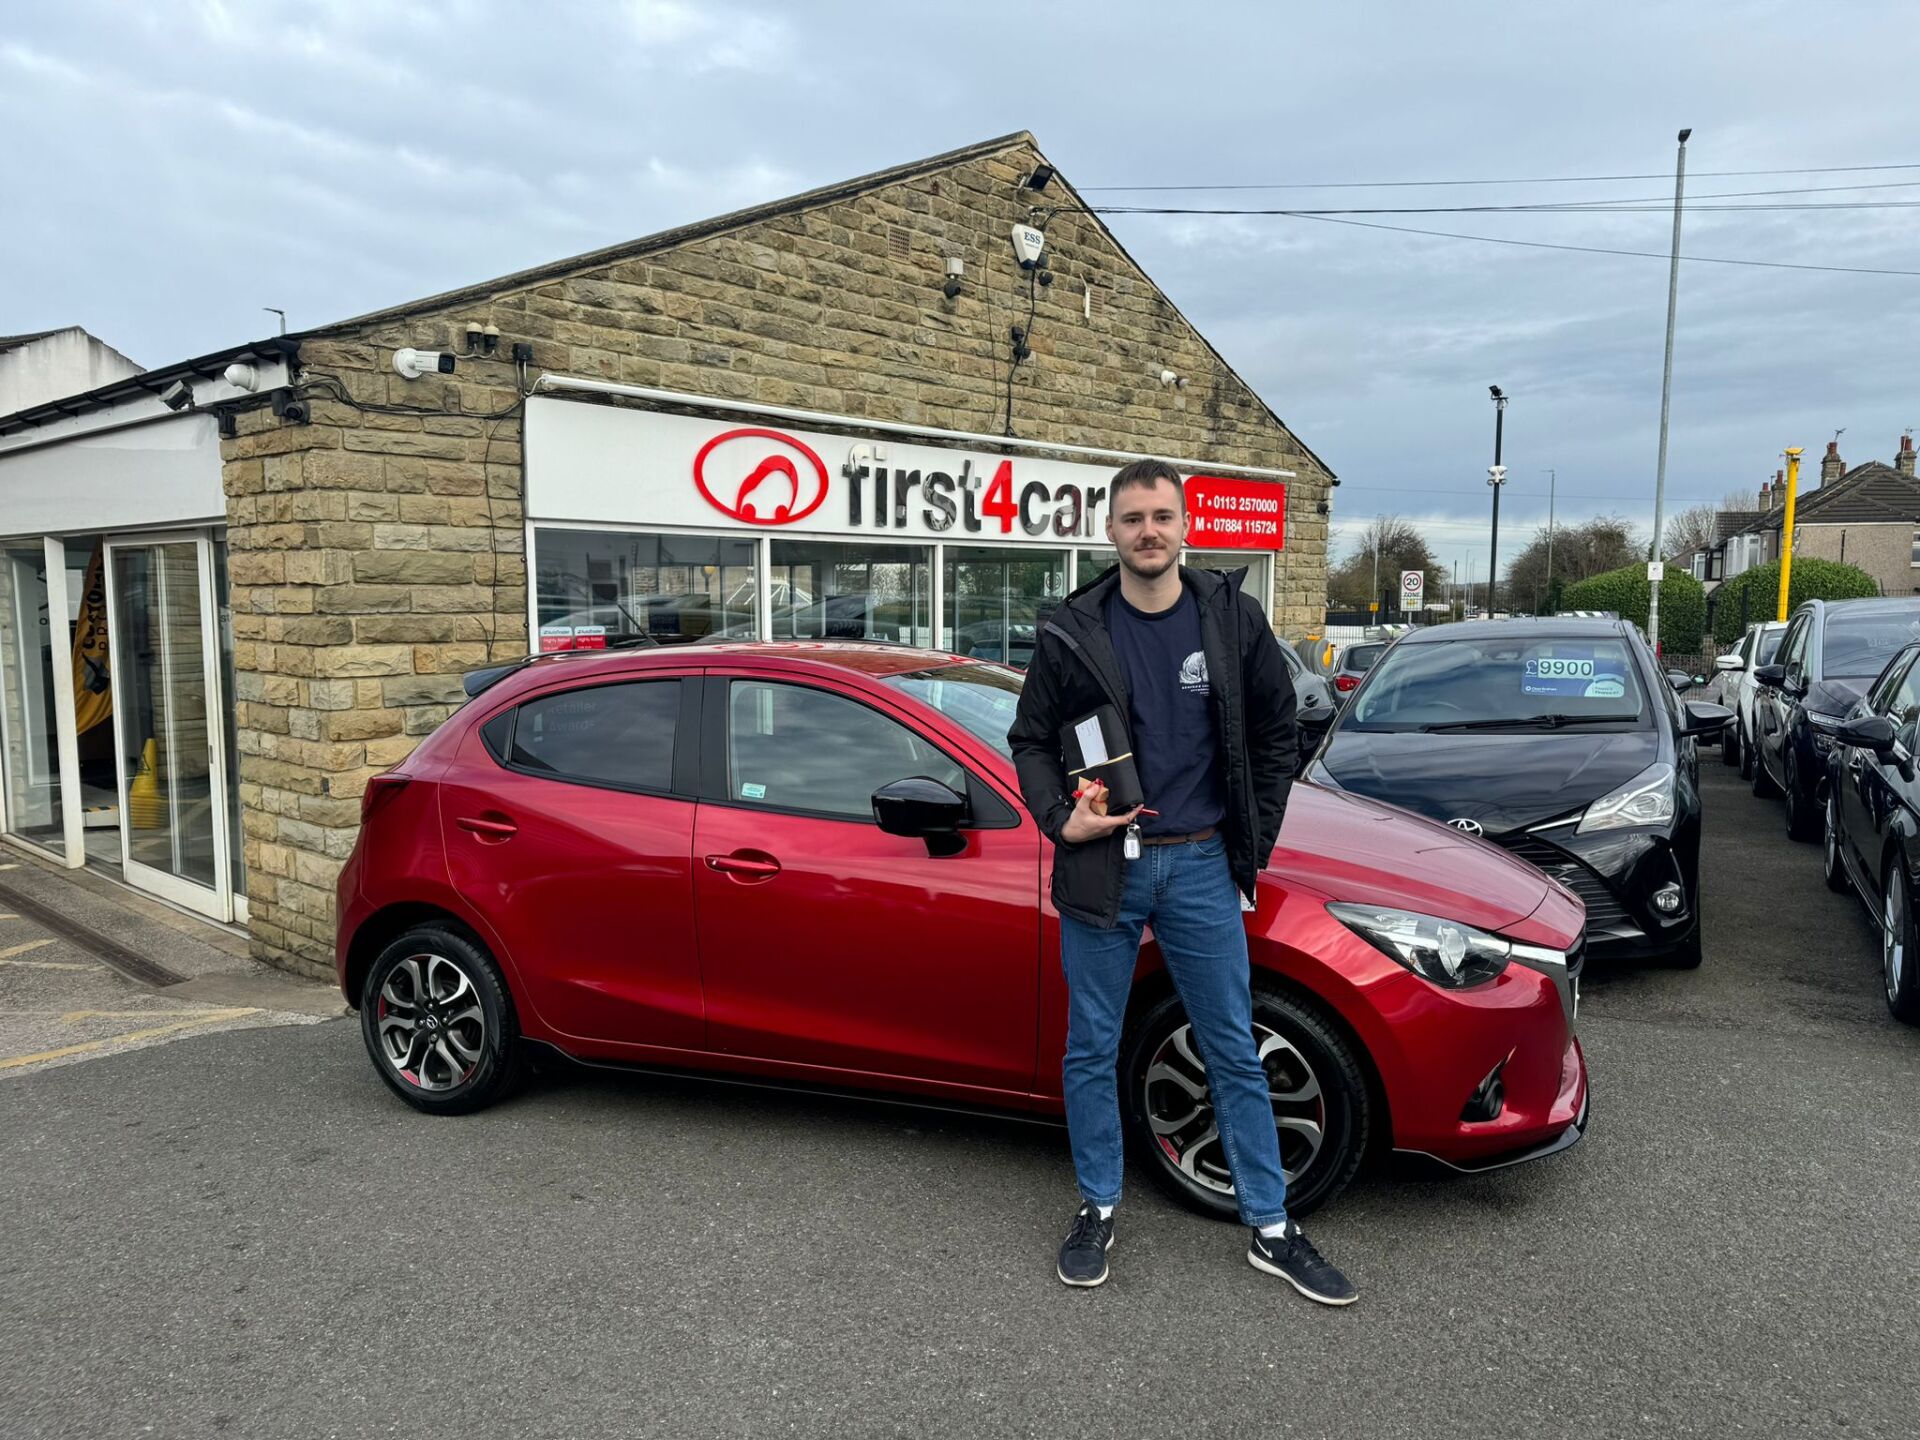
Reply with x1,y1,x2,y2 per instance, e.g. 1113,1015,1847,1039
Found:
1104,587,1225,836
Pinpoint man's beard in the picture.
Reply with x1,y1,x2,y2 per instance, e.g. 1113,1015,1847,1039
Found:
1118,541,1179,579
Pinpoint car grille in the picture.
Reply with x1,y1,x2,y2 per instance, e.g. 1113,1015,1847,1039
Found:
1497,835,1641,939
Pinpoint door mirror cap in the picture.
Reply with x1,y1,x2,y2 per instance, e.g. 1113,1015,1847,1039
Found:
1713,653,1745,673
1681,701,1734,738
1665,669,1695,693
1753,663,1786,690
1836,714,1899,754
872,776,969,856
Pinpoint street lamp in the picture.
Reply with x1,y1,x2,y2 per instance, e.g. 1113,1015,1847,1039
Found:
1487,385,1509,617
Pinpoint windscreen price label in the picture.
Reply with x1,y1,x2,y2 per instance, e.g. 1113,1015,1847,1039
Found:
1185,476,1287,551
1528,658,1594,680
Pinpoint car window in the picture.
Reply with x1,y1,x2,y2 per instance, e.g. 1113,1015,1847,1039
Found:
506,681,677,793
882,663,1022,758
1344,634,1646,731
728,680,967,820
1755,627,1785,666
1872,650,1920,717
1779,617,1809,675
1885,659,1920,736
1342,643,1386,673
1822,609,1920,680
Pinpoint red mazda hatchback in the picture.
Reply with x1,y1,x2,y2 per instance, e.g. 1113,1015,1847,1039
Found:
336,642,1588,1216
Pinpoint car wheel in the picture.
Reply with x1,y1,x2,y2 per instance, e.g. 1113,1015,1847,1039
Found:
360,923,527,1115
1824,790,1852,895
1739,720,1756,780
1121,984,1371,1221
1751,736,1781,798
1721,717,1740,767
1785,752,1820,842
1884,862,1920,1025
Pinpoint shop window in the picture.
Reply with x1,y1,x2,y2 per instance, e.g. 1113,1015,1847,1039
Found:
767,540,931,645
507,681,678,793
943,546,1067,667
0,543,65,855
533,529,756,648
726,680,964,820
1078,547,1272,612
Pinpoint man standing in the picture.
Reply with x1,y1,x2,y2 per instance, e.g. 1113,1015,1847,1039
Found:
1009,459,1355,1305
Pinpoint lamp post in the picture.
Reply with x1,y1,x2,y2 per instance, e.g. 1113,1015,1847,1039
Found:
1487,386,1508,616
1647,126,1692,657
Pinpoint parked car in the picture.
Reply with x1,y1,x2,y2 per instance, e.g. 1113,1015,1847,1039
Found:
1307,617,1730,967
1279,642,1338,752
337,642,1588,1218
1820,639,1920,1023
1330,639,1387,698
1707,621,1786,776
1752,597,1920,841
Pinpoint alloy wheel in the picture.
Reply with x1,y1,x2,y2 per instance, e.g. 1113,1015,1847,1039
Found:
1141,1022,1326,1193
375,952,487,1090
1886,872,1908,1006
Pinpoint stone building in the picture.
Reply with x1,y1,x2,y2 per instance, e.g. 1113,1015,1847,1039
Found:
0,132,1335,976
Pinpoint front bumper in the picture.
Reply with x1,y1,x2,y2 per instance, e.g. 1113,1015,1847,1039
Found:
1396,1036,1589,1173
1498,824,1691,959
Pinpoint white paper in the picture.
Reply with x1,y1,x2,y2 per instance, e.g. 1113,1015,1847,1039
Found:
1073,715,1110,767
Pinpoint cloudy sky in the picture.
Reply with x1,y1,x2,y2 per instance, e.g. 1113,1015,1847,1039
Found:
6,0,1917,580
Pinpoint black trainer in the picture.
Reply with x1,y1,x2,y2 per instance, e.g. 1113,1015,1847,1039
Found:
1248,1221,1357,1306
1056,1202,1114,1287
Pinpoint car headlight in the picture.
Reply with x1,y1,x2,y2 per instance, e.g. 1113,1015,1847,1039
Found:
1807,712,1843,751
1575,761,1675,835
1326,903,1510,988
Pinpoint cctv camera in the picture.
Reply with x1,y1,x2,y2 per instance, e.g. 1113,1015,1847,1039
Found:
393,348,456,380
1488,385,1503,400
158,379,194,412
222,362,260,393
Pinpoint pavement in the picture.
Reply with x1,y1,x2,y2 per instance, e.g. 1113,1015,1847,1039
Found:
2,759,1916,1439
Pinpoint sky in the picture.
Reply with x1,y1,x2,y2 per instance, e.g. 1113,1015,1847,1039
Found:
5,0,1918,581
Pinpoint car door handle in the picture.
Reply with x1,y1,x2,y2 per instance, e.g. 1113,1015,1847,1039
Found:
704,851,781,879
456,815,518,841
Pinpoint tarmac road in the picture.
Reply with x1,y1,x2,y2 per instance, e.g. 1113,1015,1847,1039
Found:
2,760,1915,1439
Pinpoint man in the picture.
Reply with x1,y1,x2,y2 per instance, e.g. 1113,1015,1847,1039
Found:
1009,459,1355,1305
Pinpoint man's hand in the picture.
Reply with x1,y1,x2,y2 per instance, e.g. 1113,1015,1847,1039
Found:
1060,780,1141,845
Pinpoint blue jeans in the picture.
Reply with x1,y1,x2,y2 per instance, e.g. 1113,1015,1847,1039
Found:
1058,833,1288,1228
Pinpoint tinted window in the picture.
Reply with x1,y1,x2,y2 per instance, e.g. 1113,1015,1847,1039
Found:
1886,659,1920,736
1823,609,1920,680
480,710,513,763
1780,616,1810,672
507,681,677,792
1345,634,1646,732
1869,650,1917,715
728,681,966,819
1755,627,1785,666
882,663,1022,759
1341,643,1386,673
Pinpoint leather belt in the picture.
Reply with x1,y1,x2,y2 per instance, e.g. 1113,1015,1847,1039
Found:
1138,825,1217,847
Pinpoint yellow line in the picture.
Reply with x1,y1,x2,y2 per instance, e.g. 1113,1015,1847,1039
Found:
0,939,57,961
0,912,18,919
0,1008,258,1071
0,959,101,972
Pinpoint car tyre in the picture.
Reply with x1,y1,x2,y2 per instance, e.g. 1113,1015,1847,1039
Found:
1120,983,1371,1221
1884,860,1920,1026
1739,720,1757,781
359,923,527,1115
1751,737,1781,798
1823,790,1852,895
1784,752,1820,842
1721,717,1740,768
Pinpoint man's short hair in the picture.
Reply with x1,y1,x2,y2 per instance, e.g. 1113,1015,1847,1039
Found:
1109,458,1184,512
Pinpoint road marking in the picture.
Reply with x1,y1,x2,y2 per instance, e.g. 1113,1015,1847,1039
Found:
0,1008,259,1071
0,959,103,972
0,912,19,919
0,939,57,961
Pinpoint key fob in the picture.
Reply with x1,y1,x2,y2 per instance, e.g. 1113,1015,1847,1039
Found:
1123,823,1142,861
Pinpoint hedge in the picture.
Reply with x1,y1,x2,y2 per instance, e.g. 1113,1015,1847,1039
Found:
1708,558,1880,644
1562,562,1708,653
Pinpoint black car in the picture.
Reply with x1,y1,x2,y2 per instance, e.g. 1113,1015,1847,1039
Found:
1305,617,1730,967
1751,597,1920,842
1819,639,1920,1023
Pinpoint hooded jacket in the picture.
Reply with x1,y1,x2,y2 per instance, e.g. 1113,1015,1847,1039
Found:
1009,563,1298,927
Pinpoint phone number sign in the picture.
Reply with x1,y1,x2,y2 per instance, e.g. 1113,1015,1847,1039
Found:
1185,476,1287,550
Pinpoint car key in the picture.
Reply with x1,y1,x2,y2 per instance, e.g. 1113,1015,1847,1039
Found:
1124,822,1142,860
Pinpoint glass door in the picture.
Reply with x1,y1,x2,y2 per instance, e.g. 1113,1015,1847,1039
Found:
103,534,233,920
0,541,69,856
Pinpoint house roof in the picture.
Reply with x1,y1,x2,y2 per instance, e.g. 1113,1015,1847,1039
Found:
1758,460,1919,529
0,328,76,354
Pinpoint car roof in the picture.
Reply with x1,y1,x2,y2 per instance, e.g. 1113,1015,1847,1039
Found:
1397,617,1627,644
1802,596,1920,618
466,640,976,699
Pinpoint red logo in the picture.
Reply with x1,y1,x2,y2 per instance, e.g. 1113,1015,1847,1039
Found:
693,427,829,526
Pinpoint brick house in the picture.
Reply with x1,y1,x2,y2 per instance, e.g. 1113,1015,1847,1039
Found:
0,131,1336,976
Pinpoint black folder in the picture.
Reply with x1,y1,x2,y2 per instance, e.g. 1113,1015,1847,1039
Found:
1060,704,1145,812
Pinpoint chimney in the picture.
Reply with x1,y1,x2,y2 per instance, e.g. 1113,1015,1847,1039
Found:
1899,432,1916,479
1821,440,1845,489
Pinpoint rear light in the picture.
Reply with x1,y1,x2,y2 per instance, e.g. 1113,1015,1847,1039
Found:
361,773,412,823
1334,674,1359,693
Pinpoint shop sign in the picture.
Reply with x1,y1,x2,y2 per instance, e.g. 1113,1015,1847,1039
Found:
526,398,1288,550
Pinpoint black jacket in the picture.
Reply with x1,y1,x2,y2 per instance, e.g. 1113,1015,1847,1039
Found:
1009,564,1298,927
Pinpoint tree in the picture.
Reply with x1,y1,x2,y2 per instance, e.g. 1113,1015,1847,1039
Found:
1328,515,1443,611
1503,514,1643,614
1661,503,1720,561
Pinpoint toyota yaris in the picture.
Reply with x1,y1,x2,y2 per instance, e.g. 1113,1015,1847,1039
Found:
337,642,1588,1216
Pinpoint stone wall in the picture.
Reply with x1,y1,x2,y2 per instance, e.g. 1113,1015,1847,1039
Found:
220,135,1334,976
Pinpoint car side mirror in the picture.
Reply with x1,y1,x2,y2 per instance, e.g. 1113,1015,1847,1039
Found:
872,776,969,857
1666,669,1694,693
1713,653,1745,673
1837,714,1898,755
1680,701,1733,738
1753,663,1786,690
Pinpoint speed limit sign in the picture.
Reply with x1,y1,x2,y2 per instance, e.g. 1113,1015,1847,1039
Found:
1400,570,1424,612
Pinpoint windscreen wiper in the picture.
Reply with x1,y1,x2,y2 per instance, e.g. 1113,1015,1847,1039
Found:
1421,713,1633,732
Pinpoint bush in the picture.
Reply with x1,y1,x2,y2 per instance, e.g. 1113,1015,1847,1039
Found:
1562,562,1708,653
1709,558,1880,644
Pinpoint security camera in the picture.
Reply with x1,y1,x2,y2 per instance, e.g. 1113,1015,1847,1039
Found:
942,255,964,300
158,379,194,411
222,362,259,393
1011,223,1046,270
393,348,456,380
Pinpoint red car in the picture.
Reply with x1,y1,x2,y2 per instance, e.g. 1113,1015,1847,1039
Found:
336,643,1588,1216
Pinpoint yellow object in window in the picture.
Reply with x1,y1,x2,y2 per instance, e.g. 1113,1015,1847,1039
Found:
127,738,168,828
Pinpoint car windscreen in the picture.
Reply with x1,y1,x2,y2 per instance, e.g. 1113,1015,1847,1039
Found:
1341,635,1648,732
1342,643,1386,673
1755,628,1785,666
1822,610,1920,679
882,662,1023,758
